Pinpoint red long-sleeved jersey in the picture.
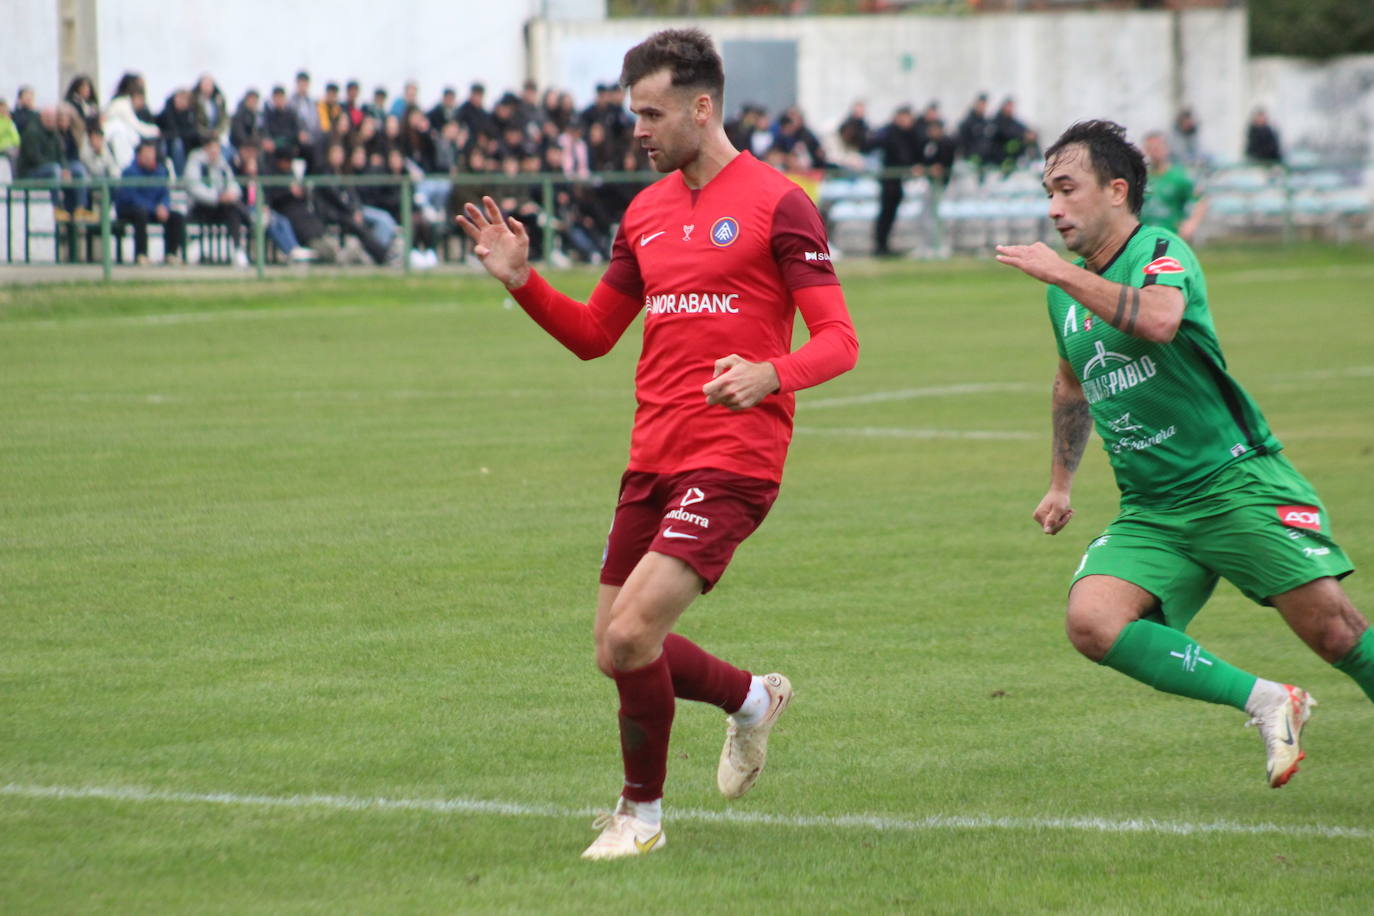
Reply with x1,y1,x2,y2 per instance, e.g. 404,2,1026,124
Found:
512,152,858,483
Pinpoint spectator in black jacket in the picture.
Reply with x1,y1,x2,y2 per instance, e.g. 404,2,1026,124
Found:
341,81,364,130
313,142,389,265
1245,108,1282,165
770,106,828,169
266,148,328,261
158,88,199,176
917,119,956,186
957,93,993,168
262,86,306,160
873,105,921,256
230,90,268,155
428,87,459,133
837,100,870,158
989,97,1036,172
13,85,38,134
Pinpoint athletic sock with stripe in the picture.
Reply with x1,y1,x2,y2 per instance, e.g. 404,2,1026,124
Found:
1099,619,1258,711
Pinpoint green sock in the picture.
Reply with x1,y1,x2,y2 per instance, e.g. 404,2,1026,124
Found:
1099,619,1257,711
1333,629,1374,703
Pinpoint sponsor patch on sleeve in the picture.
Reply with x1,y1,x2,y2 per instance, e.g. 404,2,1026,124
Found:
1277,505,1322,531
1143,256,1185,276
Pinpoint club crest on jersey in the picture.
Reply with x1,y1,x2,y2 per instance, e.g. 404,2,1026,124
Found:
710,216,740,247
1143,256,1185,276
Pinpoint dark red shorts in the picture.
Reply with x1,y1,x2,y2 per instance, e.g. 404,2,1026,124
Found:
601,468,780,593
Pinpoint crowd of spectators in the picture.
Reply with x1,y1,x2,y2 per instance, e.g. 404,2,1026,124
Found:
0,70,659,267
0,69,1283,265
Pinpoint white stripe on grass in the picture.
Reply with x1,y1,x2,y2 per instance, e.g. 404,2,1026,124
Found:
4,782,1370,840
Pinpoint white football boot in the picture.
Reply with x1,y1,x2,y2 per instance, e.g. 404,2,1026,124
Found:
717,672,793,799
580,800,666,861
1245,683,1315,788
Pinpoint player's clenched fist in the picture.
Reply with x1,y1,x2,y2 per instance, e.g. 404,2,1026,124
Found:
1033,488,1075,535
703,354,780,411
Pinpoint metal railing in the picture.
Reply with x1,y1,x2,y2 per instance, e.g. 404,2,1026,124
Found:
1,170,656,281
2,160,1368,279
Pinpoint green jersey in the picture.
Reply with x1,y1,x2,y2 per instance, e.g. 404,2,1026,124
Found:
1048,224,1282,508
1140,164,1197,233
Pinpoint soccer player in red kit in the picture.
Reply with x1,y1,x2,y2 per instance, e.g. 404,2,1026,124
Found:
457,29,858,860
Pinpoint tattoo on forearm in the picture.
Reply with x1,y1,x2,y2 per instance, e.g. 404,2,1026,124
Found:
1052,375,1093,473
1108,285,1142,336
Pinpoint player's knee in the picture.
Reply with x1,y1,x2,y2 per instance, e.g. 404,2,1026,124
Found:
602,616,650,669
1313,613,1362,663
1064,606,1120,662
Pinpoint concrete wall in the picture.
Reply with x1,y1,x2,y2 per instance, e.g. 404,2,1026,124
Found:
532,9,1251,160
1250,55,1374,163
5,0,61,104
2,0,607,113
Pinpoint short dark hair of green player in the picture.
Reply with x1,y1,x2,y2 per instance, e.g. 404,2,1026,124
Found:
1044,120,1147,216
620,28,725,108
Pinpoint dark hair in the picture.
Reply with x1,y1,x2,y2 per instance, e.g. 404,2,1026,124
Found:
620,28,724,106
1044,119,1147,215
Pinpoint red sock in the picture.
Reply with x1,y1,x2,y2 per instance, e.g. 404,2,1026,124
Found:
612,652,675,802
663,633,752,713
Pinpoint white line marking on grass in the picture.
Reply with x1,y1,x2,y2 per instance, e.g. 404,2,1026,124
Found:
794,426,1035,441
805,382,1035,409
4,783,1370,840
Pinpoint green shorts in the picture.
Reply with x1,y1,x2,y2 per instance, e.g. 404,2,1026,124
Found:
1071,453,1355,631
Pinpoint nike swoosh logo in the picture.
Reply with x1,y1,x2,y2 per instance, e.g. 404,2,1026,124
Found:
640,231,666,246
634,831,663,853
662,527,698,540
1280,719,1295,746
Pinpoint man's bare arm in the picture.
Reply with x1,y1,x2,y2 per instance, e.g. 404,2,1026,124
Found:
996,242,1185,342
1034,359,1092,534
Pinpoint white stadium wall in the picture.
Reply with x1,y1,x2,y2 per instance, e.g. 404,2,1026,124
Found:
1249,55,1374,163
3,0,568,115
532,10,1252,162
5,0,61,105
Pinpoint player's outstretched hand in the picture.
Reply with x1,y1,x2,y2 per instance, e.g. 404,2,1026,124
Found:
1033,488,1075,535
455,196,531,290
703,354,779,411
995,242,1067,285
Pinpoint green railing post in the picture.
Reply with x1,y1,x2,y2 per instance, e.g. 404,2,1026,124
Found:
542,175,555,265
253,179,266,280
400,174,413,275
99,181,112,282
1282,166,1295,246
930,180,945,257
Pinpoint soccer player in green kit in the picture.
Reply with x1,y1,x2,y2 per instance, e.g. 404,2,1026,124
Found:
1140,131,1207,243
996,120,1374,788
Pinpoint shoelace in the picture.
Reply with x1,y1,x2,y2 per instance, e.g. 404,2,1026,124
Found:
590,812,620,832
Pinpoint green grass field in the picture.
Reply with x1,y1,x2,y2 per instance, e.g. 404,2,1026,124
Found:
3,246,1373,913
